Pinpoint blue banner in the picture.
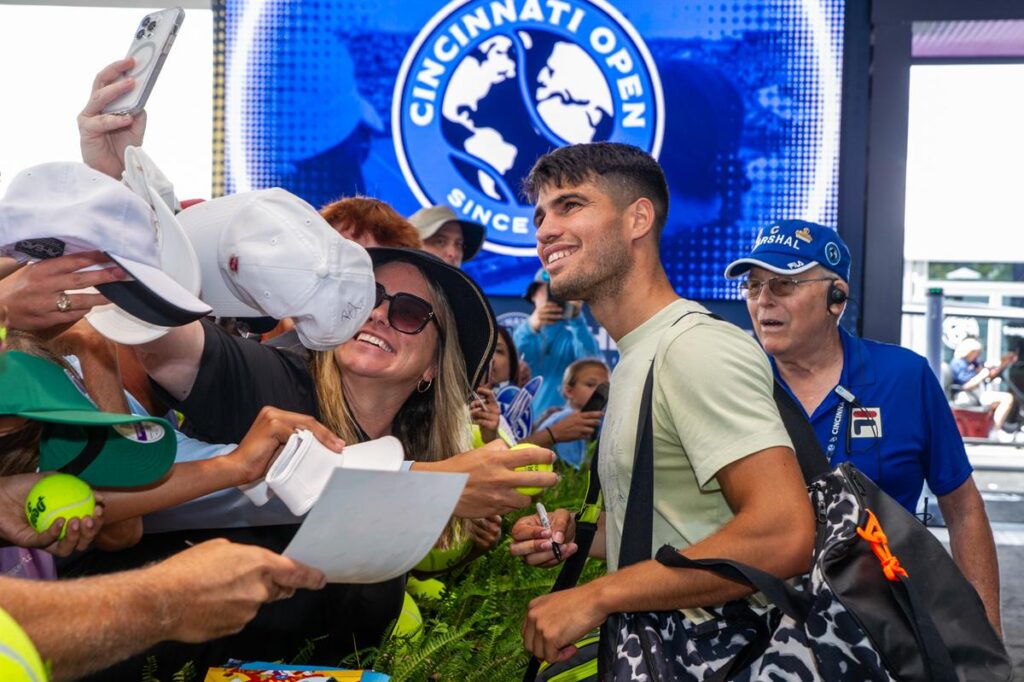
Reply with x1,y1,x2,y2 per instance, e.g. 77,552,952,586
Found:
221,0,844,299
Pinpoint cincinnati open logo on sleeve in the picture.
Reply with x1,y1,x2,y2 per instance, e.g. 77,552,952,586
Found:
393,0,664,256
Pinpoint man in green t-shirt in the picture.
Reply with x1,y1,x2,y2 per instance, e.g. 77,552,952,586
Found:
510,143,814,666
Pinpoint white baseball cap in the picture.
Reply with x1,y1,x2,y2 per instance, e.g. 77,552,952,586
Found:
178,189,375,350
87,147,204,344
0,162,211,326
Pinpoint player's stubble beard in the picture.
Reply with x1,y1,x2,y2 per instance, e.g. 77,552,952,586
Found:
550,232,631,309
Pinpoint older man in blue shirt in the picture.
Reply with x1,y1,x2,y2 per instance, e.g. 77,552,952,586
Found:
725,220,1002,637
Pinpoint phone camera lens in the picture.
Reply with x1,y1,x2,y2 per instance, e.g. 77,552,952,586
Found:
136,29,145,39
149,20,158,29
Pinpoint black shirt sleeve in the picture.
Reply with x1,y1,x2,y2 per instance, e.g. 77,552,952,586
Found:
150,320,320,444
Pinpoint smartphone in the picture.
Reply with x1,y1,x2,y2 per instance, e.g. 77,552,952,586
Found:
102,8,185,116
580,382,609,413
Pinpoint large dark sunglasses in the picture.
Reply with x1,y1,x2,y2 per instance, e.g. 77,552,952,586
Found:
739,276,836,299
374,282,437,335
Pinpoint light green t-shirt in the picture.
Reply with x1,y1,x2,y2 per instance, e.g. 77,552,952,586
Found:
599,298,793,571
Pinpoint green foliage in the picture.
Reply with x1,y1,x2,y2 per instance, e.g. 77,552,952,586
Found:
292,635,329,666
351,459,604,681
140,655,160,682
171,661,197,682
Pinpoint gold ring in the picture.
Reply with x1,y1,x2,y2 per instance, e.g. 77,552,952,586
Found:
56,292,72,313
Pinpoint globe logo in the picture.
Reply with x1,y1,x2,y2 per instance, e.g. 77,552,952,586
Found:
825,242,841,266
393,0,663,256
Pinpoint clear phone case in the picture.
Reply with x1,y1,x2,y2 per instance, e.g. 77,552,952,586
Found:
101,7,185,116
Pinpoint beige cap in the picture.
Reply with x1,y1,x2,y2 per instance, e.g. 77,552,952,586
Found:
408,205,485,262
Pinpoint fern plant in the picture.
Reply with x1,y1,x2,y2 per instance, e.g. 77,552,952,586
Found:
170,661,197,682
140,655,160,682
358,458,604,681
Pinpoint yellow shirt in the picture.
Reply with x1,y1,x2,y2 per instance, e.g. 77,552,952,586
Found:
599,298,793,571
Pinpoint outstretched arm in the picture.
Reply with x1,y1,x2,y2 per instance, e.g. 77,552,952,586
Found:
939,478,1002,637
1,539,325,681
100,407,343,523
413,441,558,518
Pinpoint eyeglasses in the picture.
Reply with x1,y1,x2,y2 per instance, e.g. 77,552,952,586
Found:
739,276,836,300
374,283,437,335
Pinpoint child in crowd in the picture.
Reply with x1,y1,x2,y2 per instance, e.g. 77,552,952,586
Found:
490,326,520,388
533,358,609,468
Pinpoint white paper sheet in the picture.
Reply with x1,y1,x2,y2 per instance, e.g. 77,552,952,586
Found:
283,468,467,583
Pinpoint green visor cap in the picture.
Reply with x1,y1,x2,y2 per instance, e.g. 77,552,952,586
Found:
0,351,175,487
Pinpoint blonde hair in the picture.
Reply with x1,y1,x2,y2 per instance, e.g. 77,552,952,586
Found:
311,271,471,547
562,358,609,389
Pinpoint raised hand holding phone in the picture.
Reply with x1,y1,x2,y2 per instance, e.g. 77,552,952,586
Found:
101,7,185,116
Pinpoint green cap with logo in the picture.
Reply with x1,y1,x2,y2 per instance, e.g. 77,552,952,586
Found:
0,351,175,487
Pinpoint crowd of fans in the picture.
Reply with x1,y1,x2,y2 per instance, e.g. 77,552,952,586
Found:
0,55,1007,680
0,57,602,679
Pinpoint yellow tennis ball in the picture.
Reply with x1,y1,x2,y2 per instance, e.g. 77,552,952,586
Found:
413,539,473,575
511,443,553,496
0,606,48,682
392,592,424,641
406,576,447,602
25,474,95,541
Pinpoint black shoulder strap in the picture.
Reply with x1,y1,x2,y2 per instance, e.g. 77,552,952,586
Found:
524,439,604,681
619,310,712,568
549,451,602,593
615,362,657,568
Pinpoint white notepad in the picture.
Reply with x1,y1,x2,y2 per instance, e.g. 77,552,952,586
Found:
284,468,467,583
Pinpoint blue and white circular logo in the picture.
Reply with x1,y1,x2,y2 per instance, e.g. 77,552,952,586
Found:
393,0,663,256
824,242,841,266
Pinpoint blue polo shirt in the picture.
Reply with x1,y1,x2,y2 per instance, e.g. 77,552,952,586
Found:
949,357,983,386
772,328,973,512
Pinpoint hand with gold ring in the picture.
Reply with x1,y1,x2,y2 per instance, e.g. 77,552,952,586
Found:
0,251,127,337
56,292,73,313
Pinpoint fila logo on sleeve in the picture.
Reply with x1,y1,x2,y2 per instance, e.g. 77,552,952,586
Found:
850,407,882,439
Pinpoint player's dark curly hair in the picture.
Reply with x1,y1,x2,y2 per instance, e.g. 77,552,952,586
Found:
523,142,669,234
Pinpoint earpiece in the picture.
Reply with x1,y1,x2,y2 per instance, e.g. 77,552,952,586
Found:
827,281,847,311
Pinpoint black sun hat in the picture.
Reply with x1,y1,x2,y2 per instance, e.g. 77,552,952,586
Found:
366,248,496,391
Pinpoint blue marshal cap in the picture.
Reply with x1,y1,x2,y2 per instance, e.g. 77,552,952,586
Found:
724,219,851,281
